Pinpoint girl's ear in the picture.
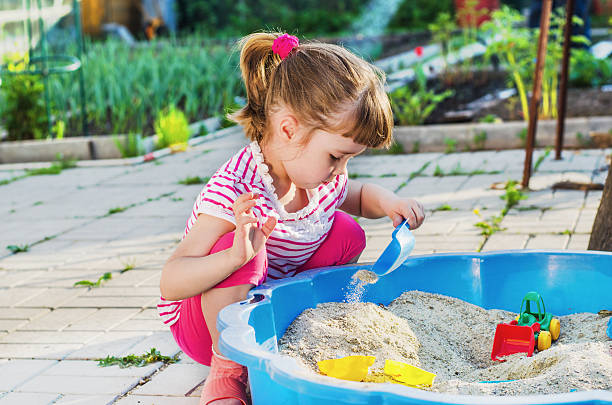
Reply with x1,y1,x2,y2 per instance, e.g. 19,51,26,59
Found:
278,114,299,141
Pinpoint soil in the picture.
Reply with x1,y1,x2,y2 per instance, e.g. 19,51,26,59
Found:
278,290,612,397
419,70,612,125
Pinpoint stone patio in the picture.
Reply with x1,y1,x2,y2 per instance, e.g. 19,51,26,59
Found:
0,127,609,404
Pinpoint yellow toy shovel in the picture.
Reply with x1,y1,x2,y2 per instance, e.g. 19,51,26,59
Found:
384,360,436,387
317,355,375,382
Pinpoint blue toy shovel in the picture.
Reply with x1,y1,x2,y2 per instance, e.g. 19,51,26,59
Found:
371,220,415,276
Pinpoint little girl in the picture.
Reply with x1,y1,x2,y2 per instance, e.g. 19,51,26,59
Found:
159,32,425,405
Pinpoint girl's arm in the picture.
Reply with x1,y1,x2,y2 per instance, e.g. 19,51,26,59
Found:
160,213,241,301
160,192,277,301
339,179,425,229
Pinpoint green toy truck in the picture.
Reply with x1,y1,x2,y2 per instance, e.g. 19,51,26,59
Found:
491,291,561,361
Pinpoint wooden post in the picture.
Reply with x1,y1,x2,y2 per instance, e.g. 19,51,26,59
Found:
555,0,575,160
522,0,553,189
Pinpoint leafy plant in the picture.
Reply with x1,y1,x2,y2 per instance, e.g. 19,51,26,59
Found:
533,147,552,173
473,131,487,150
114,133,145,158
444,137,457,154
474,212,505,236
433,164,445,177
428,12,457,72
74,272,112,288
0,53,48,141
97,348,178,368
569,49,612,87
390,63,454,126
120,258,137,273
500,180,527,215
433,204,454,212
7,244,29,253
179,176,209,185
107,207,127,215
155,106,190,150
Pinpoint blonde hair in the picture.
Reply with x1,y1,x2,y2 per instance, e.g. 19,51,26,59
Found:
229,32,393,148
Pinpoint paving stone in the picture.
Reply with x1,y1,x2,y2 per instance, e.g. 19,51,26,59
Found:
83,287,160,298
16,374,141,395
131,363,209,396
480,234,529,251
0,307,50,321
17,288,86,309
18,269,113,288
410,235,482,253
64,331,151,360
115,395,199,404
111,319,169,332
584,190,603,210
102,270,161,288
0,270,47,288
0,319,28,333
119,331,180,358
567,234,591,250
0,343,81,359
1,331,102,344
19,308,97,331
0,392,60,404
525,234,570,250
62,296,158,309
575,208,597,234
0,359,57,391
64,309,142,332
52,394,118,405
0,288,47,307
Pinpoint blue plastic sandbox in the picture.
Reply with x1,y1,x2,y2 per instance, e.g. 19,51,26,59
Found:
218,250,612,405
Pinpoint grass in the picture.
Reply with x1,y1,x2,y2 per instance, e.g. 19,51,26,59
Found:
7,244,29,254
432,204,455,212
120,258,137,273
74,272,112,288
533,147,552,173
97,348,178,368
179,176,209,185
107,207,127,215
432,163,501,177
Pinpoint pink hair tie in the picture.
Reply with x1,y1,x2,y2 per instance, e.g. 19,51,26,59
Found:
272,34,299,60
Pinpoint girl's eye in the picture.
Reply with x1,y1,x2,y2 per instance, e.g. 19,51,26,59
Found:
330,155,341,161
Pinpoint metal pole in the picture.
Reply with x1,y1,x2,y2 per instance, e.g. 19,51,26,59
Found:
555,0,575,160
522,0,553,189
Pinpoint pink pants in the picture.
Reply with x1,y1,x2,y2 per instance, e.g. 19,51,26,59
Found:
170,210,366,366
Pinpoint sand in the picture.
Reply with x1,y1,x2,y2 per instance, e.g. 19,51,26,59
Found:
278,290,612,396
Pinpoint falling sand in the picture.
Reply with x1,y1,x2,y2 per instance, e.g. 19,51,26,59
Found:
278,290,612,396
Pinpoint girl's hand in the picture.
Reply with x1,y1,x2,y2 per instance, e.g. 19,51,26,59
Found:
230,192,277,267
382,197,425,230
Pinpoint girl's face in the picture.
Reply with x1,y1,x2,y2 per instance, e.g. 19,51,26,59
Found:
283,129,366,189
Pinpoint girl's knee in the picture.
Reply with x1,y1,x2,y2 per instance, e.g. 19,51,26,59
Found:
334,211,366,255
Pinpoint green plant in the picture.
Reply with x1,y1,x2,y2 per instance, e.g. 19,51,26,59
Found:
411,141,421,153
380,173,397,178
576,132,594,147
433,164,445,177
155,106,190,149
473,131,487,150
428,12,457,72
0,53,48,141
7,244,29,253
107,207,127,215
387,141,404,155
517,128,527,146
479,114,500,123
390,65,454,126
408,161,431,181
97,348,178,368
179,176,209,185
114,133,145,158
569,49,612,87
120,258,137,273
444,137,457,154
74,272,112,288
500,180,527,214
455,0,487,77
559,229,573,235
474,211,505,236
433,204,454,212
52,120,65,140
533,147,552,173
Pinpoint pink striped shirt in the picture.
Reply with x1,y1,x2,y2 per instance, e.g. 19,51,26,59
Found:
158,141,348,326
